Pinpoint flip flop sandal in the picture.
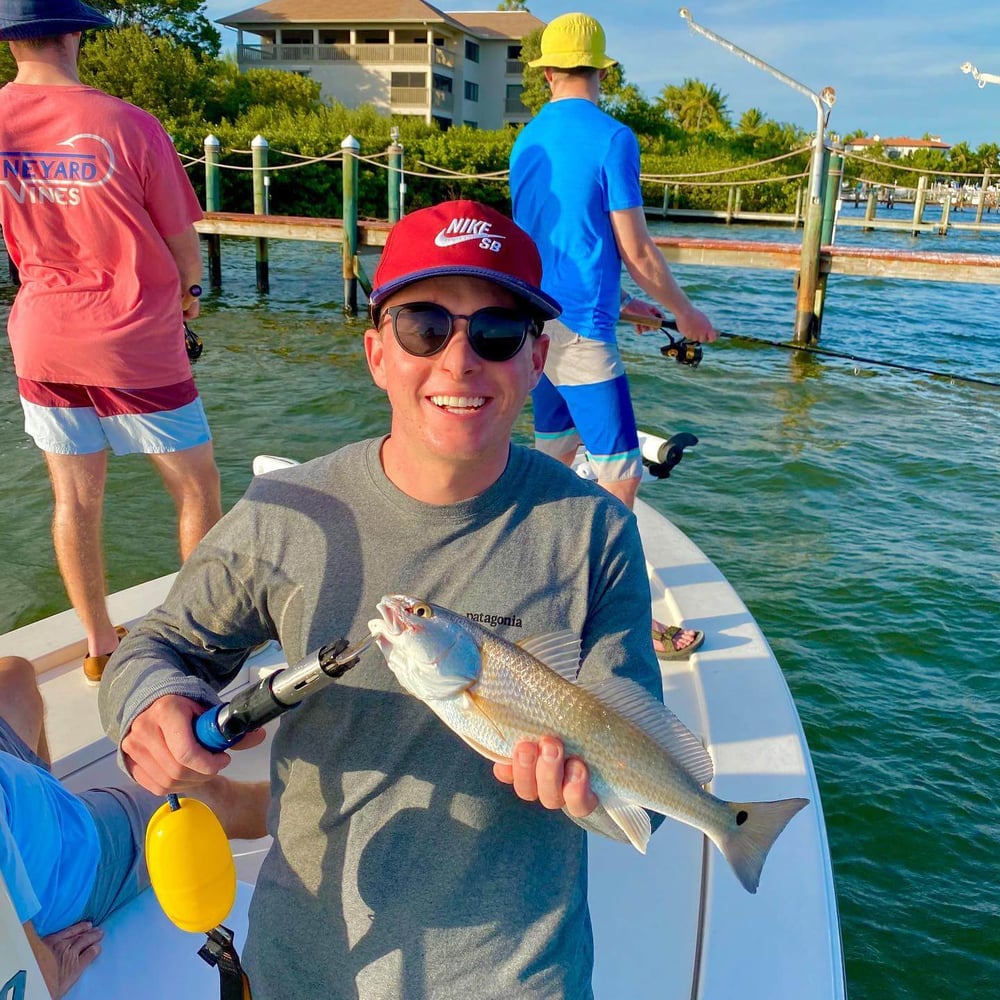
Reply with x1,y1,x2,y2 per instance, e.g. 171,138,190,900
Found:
83,624,129,685
652,625,705,661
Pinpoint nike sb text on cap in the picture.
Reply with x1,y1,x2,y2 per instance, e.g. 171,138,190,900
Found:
369,200,561,320
0,0,113,40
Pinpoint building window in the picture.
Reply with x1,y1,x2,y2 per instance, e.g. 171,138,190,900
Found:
392,72,426,88
507,44,522,60
464,81,479,102
465,40,480,62
465,121,478,129
280,29,313,44
433,73,452,94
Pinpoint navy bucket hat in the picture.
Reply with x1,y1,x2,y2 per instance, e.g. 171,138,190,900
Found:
0,0,113,41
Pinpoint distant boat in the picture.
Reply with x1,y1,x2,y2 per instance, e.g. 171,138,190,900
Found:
1,445,845,999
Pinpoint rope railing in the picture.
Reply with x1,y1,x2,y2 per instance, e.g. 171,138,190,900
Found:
647,170,809,189
640,145,811,181
840,149,990,181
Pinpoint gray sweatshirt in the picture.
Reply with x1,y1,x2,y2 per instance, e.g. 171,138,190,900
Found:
100,439,661,999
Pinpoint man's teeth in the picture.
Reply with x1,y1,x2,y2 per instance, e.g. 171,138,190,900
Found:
430,395,485,409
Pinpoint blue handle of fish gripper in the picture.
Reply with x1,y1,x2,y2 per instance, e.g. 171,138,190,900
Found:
194,704,239,751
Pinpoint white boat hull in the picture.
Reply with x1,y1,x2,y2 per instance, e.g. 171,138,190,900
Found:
1,491,844,999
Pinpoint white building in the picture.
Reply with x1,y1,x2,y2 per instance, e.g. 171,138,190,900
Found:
218,1,545,129
843,135,951,159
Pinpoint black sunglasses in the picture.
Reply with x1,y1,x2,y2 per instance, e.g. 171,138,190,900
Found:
381,302,540,363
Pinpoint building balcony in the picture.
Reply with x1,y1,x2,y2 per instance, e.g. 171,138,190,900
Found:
238,42,456,68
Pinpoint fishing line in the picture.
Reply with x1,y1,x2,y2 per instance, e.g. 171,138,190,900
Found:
713,331,1000,388
651,319,1000,388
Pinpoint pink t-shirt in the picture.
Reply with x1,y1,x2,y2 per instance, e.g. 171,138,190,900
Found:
0,84,204,387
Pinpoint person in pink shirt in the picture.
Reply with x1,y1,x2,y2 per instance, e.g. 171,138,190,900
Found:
0,0,222,682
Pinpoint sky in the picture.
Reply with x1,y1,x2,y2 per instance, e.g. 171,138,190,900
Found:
206,1,1000,150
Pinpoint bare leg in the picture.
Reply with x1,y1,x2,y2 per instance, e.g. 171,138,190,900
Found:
43,451,120,659
147,442,222,560
0,655,48,763
191,776,270,841
596,474,641,511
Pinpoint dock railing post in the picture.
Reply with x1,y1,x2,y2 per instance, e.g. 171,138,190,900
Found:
820,146,842,246
251,134,270,293
661,183,670,217
726,186,734,223
864,186,877,230
680,8,834,345
341,134,360,317
387,130,404,224
204,134,222,289
939,191,951,235
975,168,991,225
912,175,928,236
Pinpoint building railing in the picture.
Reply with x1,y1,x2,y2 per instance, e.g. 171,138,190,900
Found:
390,87,428,107
505,59,522,74
432,90,454,112
238,42,456,68
504,97,527,115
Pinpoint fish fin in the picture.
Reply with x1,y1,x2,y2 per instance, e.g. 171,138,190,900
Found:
562,801,633,845
715,798,810,894
580,676,714,786
464,690,509,746
517,630,582,682
599,796,652,853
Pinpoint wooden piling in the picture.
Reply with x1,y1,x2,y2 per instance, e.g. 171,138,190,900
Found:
203,135,222,289
911,176,928,236
939,193,951,236
864,188,877,231
341,135,360,317
820,151,843,245
251,135,270,293
726,186,735,224
793,143,827,346
387,140,404,224
975,168,991,225
661,183,669,218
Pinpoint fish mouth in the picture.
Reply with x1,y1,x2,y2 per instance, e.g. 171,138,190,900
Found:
369,594,413,643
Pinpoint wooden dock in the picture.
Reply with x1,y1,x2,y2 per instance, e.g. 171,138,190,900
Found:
186,213,1000,287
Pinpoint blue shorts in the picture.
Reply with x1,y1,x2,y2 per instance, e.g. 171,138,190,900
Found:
18,378,212,457
532,319,642,482
0,716,160,928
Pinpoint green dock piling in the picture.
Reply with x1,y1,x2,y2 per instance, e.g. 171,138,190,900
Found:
341,135,360,317
388,138,404,224
204,134,222,289
251,135,270,293
820,150,842,246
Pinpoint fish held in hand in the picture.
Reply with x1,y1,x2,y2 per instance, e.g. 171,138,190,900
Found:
369,594,808,894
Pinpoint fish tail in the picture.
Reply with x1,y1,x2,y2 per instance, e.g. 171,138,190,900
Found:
715,797,809,894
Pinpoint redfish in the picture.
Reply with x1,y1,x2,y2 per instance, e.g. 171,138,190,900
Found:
369,595,808,894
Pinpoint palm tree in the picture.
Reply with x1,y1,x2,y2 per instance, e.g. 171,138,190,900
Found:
656,78,730,132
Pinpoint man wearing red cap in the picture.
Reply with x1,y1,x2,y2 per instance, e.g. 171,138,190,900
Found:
0,0,221,683
102,200,664,999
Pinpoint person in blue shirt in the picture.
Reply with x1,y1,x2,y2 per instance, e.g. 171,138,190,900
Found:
0,655,267,998
509,12,716,659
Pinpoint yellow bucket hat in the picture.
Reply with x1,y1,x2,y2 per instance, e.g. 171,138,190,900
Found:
529,12,617,70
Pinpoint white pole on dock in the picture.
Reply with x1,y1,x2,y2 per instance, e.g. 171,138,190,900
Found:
679,8,835,344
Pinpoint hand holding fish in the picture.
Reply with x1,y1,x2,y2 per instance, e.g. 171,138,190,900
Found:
492,735,599,817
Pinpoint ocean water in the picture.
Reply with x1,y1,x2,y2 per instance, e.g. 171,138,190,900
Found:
1,211,997,999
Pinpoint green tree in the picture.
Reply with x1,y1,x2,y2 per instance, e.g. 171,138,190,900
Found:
657,78,730,133
91,1,221,56
496,0,529,9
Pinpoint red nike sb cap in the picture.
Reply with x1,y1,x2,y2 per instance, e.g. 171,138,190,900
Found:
369,200,561,320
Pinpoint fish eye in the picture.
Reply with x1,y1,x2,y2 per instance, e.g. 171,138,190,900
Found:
409,602,433,618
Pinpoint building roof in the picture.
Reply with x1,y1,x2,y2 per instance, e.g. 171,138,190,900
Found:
219,1,457,28
220,2,542,40
445,11,544,40
848,136,951,150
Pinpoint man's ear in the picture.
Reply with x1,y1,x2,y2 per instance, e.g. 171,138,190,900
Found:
364,328,388,390
529,331,549,387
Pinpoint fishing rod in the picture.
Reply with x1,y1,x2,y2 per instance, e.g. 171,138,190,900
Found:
194,633,372,750
646,318,1000,389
